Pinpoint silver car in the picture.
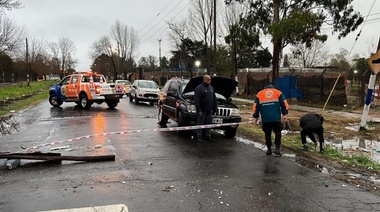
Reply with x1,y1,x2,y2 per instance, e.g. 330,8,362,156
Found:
129,80,160,105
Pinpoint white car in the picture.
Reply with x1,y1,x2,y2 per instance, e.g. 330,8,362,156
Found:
129,80,160,105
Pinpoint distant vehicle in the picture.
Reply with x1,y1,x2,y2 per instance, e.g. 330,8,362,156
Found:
115,80,131,96
48,72,124,109
129,80,160,105
157,76,241,138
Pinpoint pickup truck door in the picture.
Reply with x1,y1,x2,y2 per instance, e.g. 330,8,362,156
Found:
66,75,80,99
164,81,179,118
59,76,71,99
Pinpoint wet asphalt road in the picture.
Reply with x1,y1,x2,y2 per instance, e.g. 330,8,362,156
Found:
0,97,380,212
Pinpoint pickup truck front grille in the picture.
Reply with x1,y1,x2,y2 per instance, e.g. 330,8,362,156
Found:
217,108,231,117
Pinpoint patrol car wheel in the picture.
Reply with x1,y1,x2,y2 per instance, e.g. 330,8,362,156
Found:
106,100,118,109
49,94,63,107
224,127,237,138
157,106,168,126
80,94,91,109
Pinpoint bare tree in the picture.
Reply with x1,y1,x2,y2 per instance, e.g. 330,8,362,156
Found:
90,36,118,80
167,19,188,49
289,40,329,68
0,0,22,13
110,20,139,79
0,16,24,56
49,37,76,78
188,0,219,71
222,0,248,38
26,37,50,78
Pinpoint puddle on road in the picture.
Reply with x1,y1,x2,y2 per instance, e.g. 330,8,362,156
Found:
235,136,380,185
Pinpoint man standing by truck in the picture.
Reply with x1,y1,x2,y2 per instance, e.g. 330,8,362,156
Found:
194,75,218,143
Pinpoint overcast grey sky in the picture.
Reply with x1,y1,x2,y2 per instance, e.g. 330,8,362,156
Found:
5,0,380,71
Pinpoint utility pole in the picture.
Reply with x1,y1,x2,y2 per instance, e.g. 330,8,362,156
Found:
213,0,217,75
158,39,162,68
26,38,30,85
272,0,281,83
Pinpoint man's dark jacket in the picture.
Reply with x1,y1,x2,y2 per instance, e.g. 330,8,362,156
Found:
299,113,324,129
194,82,217,113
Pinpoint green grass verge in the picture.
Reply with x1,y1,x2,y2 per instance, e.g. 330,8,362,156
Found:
0,81,55,117
237,124,380,172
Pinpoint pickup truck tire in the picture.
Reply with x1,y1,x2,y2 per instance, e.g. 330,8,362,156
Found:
224,127,237,138
80,94,92,110
106,100,118,109
157,106,168,126
49,94,63,107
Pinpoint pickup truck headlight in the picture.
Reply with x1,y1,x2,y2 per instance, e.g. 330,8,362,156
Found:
230,108,240,117
186,105,197,113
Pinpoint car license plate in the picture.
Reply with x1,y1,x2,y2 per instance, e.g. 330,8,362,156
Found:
212,118,223,124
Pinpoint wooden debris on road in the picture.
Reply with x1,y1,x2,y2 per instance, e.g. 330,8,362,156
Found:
0,151,115,162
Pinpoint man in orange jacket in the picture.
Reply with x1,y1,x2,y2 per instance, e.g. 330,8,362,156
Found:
252,84,289,156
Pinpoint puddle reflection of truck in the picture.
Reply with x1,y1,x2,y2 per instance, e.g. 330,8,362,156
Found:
48,72,124,109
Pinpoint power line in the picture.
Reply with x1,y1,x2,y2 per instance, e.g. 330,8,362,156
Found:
140,1,191,42
348,0,377,56
138,0,176,34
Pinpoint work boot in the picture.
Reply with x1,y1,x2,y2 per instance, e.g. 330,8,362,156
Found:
266,146,272,155
320,148,325,155
301,144,308,151
320,142,325,154
274,145,282,156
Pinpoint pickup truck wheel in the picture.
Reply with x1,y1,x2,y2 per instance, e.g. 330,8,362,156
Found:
49,94,63,107
158,106,168,126
135,94,139,104
224,127,237,138
79,94,91,109
106,100,118,109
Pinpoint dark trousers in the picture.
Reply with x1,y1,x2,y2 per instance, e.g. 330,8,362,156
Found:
301,127,324,148
197,111,212,140
262,122,283,147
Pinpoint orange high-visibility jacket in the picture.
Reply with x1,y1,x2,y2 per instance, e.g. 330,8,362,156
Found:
252,84,289,123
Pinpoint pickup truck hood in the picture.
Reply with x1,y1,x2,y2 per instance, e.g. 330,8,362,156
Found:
183,76,238,99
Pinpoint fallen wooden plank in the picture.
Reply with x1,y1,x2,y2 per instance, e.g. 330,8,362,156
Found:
0,151,61,156
0,152,115,162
